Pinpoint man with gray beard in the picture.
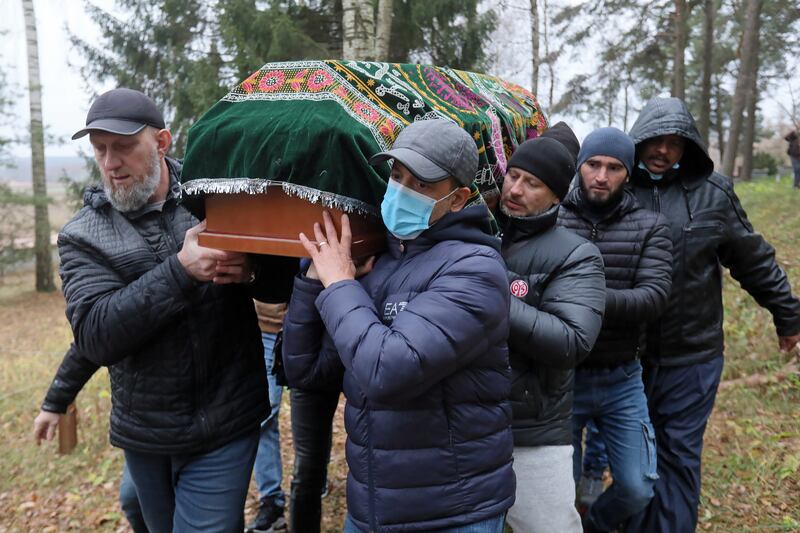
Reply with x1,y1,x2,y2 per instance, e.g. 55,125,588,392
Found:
57,88,294,533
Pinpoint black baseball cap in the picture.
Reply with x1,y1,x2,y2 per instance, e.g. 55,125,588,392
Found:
72,88,165,140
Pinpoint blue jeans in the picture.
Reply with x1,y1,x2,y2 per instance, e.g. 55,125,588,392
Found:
573,360,658,531
119,461,147,533
253,332,286,506
626,356,724,533
582,419,608,479
124,430,259,533
343,513,506,532
792,156,800,188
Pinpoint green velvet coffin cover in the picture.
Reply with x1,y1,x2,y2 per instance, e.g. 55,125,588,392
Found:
180,60,547,218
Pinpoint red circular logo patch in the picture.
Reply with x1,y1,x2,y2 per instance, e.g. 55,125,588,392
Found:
510,279,529,298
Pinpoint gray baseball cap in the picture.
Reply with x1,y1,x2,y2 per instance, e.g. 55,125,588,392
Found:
72,88,166,140
369,119,479,187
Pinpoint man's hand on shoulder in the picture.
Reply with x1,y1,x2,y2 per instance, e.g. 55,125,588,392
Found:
178,220,248,283
33,410,60,445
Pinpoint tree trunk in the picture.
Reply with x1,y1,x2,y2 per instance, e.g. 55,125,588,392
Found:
342,0,374,60
697,0,715,145
543,0,554,109
740,38,761,181
672,0,687,99
721,0,761,177
22,0,54,293
530,0,539,95
714,78,726,161
374,0,392,60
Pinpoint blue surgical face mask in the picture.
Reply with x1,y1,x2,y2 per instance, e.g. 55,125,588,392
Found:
381,179,458,240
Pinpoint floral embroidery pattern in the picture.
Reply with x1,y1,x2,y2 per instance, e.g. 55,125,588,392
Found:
308,69,334,92
217,60,546,201
258,71,285,92
354,102,379,123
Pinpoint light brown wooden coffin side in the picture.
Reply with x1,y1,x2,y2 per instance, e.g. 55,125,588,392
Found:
197,190,386,258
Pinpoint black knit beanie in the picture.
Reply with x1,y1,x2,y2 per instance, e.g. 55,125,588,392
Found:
507,137,576,200
541,121,580,165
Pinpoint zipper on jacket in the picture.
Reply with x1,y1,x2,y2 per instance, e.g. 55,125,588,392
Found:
681,184,694,221
651,185,661,212
590,225,598,242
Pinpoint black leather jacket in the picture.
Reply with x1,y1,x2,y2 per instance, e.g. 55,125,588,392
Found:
628,98,800,366
558,189,673,368
500,206,605,446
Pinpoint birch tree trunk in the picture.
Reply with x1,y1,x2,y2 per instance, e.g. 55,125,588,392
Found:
374,0,393,60
22,0,54,292
722,0,761,177
672,0,687,99
698,0,715,145
530,0,539,95
342,0,374,60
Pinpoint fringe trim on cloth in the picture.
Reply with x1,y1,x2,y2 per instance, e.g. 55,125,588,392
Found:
181,178,379,217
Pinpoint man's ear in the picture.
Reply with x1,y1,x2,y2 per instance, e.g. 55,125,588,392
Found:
450,186,472,212
155,129,172,156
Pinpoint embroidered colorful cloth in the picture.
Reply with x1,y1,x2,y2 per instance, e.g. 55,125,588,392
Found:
180,60,547,217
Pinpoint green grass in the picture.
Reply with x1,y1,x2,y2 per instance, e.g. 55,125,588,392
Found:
0,176,798,531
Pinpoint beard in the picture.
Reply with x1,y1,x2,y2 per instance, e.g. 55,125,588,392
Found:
103,149,162,212
580,178,625,208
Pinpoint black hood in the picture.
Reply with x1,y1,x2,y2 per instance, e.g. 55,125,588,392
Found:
628,97,714,188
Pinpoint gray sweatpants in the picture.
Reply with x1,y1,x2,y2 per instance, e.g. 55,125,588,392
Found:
507,445,582,533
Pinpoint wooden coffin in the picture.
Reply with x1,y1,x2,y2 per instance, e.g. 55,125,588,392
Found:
197,187,386,258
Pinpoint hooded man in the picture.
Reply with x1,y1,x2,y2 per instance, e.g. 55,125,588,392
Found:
497,133,606,533
282,119,515,532
558,127,673,532
625,97,800,532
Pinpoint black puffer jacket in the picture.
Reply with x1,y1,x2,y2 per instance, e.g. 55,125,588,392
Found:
629,97,800,365
501,206,605,446
41,344,98,414
558,189,673,368
58,158,286,454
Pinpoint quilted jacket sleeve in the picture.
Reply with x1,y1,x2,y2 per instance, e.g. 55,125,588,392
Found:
717,185,800,336
282,274,344,390
58,231,197,366
314,252,509,404
603,215,673,322
508,242,606,369
40,344,99,414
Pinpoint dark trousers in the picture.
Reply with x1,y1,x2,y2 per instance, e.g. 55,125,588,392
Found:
120,461,148,533
289,387,339,533
626,356,724,533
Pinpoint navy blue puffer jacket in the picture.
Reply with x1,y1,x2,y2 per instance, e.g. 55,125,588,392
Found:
283,205,515,532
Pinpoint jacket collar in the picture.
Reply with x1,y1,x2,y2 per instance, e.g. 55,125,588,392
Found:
497,203,559,245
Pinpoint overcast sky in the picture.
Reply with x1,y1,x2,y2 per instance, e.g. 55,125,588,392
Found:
1,0,797,160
